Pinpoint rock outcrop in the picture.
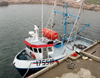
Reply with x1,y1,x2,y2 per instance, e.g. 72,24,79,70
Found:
0,0,100,11
0,1,8,6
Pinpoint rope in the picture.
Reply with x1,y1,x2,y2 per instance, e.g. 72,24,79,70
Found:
22,62,32,78
66,59,77,69
66,45,73,51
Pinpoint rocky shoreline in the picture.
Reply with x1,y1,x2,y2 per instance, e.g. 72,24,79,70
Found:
0,1,8,6
0,0,100,11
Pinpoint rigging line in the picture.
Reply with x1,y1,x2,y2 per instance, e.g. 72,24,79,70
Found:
51,0,57,40
56,6,68,33
66,0,84,47
89,24,93,40
55,2,66,11
57,24,65,33
56,6,62,11
43,0,57,40
54,9,63,26
45,0,57,28
68,3,77,16
68,3,78,24
65,21,74,40
43,5,51,20
61,6,65,48
73,0,84,47
66,44,73,50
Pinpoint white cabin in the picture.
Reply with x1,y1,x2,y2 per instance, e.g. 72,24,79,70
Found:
24,37,54,60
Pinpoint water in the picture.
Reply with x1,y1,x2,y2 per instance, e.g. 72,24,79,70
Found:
0,4,100,78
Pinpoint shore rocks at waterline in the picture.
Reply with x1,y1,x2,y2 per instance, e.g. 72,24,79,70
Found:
0,0,100,11
0,1,8,6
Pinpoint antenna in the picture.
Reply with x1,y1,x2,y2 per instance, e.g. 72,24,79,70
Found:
34,25,38,41
29,25,39,42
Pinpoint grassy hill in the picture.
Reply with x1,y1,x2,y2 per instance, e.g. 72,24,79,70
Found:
85,0,100,5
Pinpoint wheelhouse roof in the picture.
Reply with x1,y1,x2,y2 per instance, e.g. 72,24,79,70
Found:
24,37,54,48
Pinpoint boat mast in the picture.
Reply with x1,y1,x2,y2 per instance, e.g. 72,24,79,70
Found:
42,0,43,41
54,2,79,48
63,3,68,44
54,2,69,44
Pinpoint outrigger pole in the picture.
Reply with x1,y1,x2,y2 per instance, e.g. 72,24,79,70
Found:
68,23,90,42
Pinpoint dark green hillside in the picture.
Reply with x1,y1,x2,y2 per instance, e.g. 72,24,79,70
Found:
85,0,100,5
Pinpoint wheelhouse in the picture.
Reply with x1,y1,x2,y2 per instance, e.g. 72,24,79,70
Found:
24,39,54,60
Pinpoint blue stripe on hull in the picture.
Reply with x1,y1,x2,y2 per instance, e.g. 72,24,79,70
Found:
15,57,64,77
16,67,45,77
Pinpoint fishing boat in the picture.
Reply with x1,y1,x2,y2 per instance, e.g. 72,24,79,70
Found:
12,0,94,77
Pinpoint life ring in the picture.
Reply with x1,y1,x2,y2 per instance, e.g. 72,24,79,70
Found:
31,53,36,59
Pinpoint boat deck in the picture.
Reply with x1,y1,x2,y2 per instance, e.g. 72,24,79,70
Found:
51,36,94,58
28,41,100,78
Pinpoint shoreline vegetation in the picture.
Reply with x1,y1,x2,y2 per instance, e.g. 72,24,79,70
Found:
0,0,100,11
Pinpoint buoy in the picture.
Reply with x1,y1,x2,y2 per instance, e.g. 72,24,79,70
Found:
31,53,36,59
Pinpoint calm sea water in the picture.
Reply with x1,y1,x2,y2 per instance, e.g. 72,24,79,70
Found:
0,4,100,78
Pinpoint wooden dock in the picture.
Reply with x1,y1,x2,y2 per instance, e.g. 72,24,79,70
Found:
27,41,100,78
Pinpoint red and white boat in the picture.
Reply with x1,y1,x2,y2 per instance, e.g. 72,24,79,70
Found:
12,0,94,77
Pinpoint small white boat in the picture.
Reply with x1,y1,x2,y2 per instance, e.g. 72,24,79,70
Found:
12,0,94,77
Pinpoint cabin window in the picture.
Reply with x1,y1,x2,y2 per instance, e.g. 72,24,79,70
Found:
26,44,33,51
30,47,33,51
26,44,30,49
38,48,42,53
48,47,52,52
34,48,38,53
